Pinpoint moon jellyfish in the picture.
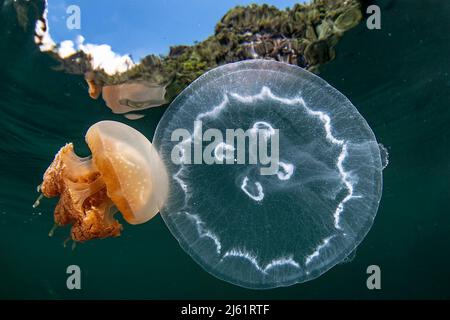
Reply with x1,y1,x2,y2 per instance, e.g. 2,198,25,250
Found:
38,121,168,243
153,60,383,289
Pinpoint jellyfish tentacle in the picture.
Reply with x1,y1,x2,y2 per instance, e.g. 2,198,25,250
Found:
65,176,106,211
63,236,71,248
32,193,44,208
41,143,123,242
48,224,58,237
70,197,123,242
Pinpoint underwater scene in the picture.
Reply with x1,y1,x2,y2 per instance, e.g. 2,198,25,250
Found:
0,0,449,299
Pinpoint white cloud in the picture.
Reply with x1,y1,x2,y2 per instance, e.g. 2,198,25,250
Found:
34,1,56,52
78,41,135,75
57,39,76,58
35,0,135,75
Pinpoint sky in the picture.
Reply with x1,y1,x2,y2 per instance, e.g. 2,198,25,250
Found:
47,0,304,62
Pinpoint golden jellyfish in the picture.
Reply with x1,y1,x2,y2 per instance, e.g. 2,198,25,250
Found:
101,82,167,114
36,121,168,245
84,72,102,100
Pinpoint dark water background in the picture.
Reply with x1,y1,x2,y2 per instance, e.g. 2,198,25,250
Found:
0,0,449,299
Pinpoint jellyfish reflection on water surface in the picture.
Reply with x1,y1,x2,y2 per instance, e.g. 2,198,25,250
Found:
154,60,383,289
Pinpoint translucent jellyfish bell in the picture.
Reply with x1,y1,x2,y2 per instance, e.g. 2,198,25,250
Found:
40,121,168,242
153,60,383,289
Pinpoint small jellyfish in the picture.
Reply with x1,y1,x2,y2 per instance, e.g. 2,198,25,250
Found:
153,60,384,289
38,121,168,243
84,72,102,99
101,82,167,115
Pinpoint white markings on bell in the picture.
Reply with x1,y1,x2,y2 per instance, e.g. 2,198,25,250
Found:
214,142,235,162
305,236,334,266
277,161,294,180
240,176,264,202
180,211,222,255
222,248,300,274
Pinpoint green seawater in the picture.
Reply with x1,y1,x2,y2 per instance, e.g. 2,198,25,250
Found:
0,0,449,299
